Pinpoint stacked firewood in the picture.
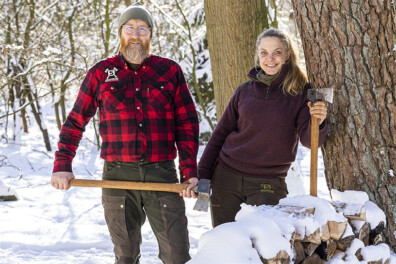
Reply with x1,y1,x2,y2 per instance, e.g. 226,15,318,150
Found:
258,194,391,264
292,206,385,263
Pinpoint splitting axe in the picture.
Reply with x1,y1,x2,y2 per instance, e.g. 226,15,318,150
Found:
307,88,333,196
69,178,211,212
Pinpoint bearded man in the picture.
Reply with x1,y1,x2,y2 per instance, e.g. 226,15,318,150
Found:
50,3,199,264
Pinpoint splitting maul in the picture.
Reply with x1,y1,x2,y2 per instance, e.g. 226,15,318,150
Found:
307,87,334,197
69,178,211,212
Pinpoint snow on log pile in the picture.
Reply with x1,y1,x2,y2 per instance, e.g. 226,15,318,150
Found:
188,190,396,264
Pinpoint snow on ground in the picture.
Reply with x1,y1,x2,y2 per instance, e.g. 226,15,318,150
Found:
0,117,394,263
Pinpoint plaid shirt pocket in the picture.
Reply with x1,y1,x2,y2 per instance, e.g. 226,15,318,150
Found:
100,82,127,112
148,81,174,109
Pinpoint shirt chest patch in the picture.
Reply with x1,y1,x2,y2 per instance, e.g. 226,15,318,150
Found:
105,67,119,82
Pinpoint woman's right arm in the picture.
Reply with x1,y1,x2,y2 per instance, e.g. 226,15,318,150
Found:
197,88,241,179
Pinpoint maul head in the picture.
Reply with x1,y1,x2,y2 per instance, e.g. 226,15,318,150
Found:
307,88,334,104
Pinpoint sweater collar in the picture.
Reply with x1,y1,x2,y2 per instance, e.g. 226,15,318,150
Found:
256,69,281,86
247,63,290,87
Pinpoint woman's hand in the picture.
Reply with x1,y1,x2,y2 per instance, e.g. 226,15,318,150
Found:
308,101,328,125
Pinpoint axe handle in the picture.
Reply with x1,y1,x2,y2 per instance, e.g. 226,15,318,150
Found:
70,179,189,193
310,115,319,197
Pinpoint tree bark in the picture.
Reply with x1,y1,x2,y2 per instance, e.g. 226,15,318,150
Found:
204,0,269,119
292,0,396,250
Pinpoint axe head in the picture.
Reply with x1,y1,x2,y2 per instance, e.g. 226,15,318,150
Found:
192,179,211,212
307,88,334,104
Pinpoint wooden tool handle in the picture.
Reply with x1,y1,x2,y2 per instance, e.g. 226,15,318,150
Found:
310,115,319,197
70,179,189,193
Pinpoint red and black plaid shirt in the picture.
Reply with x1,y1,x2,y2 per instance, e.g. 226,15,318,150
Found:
53,54,199,181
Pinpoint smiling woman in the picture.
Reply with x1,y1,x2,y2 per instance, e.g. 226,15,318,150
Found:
254,28,307,96
197,28,329,228
257,37,290,76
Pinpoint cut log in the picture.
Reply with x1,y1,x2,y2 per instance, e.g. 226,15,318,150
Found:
0,195,18,201
370,234,383,245
355,248,363,261
316,239,337,260
369,221,385,245
337,234,355,251
332,201,366,221
358,222,370,246
328,220,348,240
292,228,321,244
276,205,315,216
0,181,18,201
293,241,305,264
320,223,330,242
292,231,303,242
303,229,321,244
367,261,384,264
346,211,366,221
261,250,290,264
302,253,323,264
302,242,319,257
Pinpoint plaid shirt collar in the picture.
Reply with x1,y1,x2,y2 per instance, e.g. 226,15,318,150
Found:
117,52,152,69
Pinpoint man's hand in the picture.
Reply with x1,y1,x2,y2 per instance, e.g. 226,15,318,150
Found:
51,171,75,190
180,177,198,198
308,101,328,125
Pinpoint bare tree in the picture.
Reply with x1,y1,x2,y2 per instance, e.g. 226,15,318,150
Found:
1,0,56,150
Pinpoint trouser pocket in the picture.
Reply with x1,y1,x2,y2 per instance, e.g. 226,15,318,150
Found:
154,194,190,264
157,194,188,243
102,195,130,247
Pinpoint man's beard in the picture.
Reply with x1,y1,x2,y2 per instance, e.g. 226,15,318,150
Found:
120,37,150,63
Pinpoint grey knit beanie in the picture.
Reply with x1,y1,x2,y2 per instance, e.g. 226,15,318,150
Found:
118,3,153,36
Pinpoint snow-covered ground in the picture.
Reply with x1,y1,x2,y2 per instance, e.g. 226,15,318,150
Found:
0,115,394,263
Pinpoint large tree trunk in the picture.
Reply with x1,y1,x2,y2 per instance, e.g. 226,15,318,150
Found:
292,0,396,250
204,0,269,119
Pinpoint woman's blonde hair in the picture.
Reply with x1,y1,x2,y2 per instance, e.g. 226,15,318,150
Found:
255,28,307,95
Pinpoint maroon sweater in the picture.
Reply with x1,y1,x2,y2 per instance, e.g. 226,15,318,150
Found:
198,64,327,179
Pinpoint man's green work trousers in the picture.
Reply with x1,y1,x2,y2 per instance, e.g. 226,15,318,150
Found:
101,160,191,264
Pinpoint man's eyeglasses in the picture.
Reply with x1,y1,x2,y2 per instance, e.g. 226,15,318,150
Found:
122,25,150,36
